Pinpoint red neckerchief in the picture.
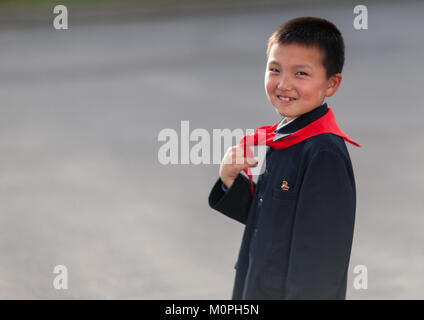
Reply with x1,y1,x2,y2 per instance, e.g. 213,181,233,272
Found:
238,107,361,195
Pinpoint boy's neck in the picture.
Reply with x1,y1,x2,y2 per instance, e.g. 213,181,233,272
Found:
282,116,297,124
281,101,326,125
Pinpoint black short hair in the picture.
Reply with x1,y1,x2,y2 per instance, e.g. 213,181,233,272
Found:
267,17,345,78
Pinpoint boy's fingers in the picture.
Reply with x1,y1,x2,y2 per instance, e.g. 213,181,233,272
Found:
245,158,259,168
246,157,257,164
224,147,258,167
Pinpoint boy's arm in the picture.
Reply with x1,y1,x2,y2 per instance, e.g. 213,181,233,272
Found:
208,173,255,225
284,150,356,299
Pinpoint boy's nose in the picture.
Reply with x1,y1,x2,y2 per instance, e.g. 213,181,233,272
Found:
277,75,293,90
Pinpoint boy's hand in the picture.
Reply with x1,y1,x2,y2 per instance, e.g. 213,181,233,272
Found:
219,145,258,189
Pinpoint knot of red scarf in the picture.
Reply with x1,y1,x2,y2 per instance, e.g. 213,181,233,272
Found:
237,107,361,195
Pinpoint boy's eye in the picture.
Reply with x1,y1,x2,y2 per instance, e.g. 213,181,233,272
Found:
269,68,279,73
296,71,308,76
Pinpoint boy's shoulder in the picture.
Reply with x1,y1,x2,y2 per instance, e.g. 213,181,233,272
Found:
302,133,351,163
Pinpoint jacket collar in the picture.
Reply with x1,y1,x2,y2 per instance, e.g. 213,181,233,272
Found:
273,102,329,142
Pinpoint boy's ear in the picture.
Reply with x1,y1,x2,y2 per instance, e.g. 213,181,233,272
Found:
325,73,342,97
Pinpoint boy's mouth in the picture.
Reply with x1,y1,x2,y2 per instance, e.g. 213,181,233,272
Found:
277,95,297,103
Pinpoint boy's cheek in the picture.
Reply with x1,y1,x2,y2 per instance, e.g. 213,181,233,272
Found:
264,77,272,90
264,85,274,98
296,86,318,101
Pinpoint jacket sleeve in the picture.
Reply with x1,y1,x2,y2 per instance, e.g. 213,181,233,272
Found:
208,173,255,225
284,150,356,299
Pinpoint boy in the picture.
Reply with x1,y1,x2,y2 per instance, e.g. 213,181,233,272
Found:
208,17,360,300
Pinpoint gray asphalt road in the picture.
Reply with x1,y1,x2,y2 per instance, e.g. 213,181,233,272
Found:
1,1,423,299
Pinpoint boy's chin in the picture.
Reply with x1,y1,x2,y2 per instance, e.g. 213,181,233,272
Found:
273,107,293,118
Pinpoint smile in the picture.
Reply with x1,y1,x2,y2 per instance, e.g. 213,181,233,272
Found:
277,95,297,103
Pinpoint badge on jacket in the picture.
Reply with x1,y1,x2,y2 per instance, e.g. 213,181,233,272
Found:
281,180,290,191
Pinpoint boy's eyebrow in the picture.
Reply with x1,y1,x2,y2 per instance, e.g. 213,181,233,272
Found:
267,60,280,66
267,61,313,70
292,64,312,69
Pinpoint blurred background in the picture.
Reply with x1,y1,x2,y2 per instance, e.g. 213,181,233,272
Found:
0,0,423,299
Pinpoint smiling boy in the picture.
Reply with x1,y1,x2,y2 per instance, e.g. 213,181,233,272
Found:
208,17,360,299
266,41,341,122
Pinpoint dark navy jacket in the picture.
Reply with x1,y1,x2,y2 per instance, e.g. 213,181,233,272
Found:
208,103,356,300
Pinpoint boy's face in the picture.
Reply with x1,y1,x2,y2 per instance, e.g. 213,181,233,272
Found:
265,43,341,121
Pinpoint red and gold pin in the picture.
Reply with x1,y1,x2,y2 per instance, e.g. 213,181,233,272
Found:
281,180,290,191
